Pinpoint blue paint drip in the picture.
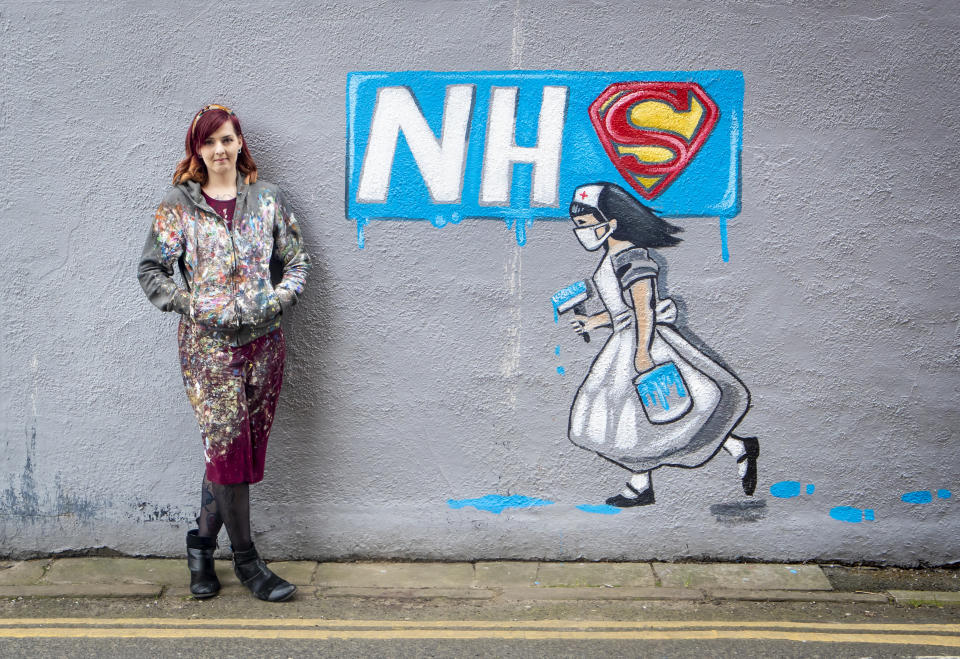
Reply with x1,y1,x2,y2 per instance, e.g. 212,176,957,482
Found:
554,345,561,356
770,481,801,498
556,366,565,375
551,280,587,323
719,216,730,262
805,484,815,495
576,504,621,515
902,490,933,504
447,494,554,514
830,506,874,523
635,362,687,411
430,212,463,229
938,489,952,499
502,216,534,247
356,218,369,249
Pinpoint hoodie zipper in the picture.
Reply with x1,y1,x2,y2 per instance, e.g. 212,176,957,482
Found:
196,190,244,331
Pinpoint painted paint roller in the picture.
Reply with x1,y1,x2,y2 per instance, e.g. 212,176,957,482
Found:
551,280,592,343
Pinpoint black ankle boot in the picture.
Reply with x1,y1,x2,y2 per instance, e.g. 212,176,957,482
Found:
232,544,296,602
186,530,220,598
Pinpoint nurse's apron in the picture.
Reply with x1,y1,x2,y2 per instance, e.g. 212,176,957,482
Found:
568,248,750,472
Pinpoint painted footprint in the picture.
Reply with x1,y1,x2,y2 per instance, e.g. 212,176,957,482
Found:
829,506,875,523
901,489,952,504
769,480,815,498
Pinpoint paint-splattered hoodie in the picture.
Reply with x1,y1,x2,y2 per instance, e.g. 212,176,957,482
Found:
138,174,310,346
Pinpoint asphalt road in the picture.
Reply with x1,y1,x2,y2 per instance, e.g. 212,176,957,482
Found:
1,592,957,658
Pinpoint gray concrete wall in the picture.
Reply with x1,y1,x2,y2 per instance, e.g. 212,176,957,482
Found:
1,0,957,565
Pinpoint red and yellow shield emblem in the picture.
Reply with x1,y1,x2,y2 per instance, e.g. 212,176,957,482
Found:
589,82,719,200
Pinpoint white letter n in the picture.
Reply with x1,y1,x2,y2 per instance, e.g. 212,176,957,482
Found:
357,85,475,204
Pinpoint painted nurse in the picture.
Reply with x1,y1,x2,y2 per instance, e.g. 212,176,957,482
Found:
566,182,758,507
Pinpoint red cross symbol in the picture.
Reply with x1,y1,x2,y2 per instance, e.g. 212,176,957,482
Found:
579,190,588,200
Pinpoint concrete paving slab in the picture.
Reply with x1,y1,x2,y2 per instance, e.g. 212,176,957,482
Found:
888,590,960,606
709,589,889,603
264,561,317,585
319,587,495,600
474,561,538,587
313,562,474,588
0,584,162,598
43,558,185,585
653,562,832,591
0,560,49,585
502,587,702,601
535,562,656,588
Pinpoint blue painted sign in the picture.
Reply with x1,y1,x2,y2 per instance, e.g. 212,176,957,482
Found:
347,70,743,246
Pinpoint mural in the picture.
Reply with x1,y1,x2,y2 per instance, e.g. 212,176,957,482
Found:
349,70,756,513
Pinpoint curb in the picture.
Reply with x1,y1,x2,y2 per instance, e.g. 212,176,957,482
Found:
5,584,957,606
0,584,163,599
888,590,960,606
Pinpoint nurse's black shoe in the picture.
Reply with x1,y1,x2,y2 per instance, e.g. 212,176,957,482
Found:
186,530,220,599
233,544,296,602
605,482,656,507
738,436,760,495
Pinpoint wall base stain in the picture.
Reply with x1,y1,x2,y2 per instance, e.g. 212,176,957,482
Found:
710,500,767,524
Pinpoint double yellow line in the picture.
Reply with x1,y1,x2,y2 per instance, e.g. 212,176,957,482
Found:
0,619,958,647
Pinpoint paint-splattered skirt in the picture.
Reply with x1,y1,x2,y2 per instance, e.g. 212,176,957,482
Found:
178,319,285,485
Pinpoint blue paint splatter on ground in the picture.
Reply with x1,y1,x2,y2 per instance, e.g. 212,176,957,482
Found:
938,489,952,499
902,490,933,504
806,484,815,495
555,345,561,356
770,481,800,498
576,504,621,515
830,506,875,523
448,494,554,514
556,366,565,375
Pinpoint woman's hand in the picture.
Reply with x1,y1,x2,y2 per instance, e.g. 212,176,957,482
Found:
635,351,655,374
570,312,608,335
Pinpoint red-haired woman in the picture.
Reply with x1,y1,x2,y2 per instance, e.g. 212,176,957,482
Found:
138,105,310,601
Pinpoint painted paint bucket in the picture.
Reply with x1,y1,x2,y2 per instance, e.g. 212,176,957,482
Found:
634,361,693,424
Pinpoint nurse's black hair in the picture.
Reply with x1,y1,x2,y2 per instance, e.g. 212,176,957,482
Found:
569,182,682,248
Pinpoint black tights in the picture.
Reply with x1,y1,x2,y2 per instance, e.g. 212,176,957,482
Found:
196,475,252,552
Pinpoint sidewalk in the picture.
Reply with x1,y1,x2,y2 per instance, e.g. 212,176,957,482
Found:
0,558,957,607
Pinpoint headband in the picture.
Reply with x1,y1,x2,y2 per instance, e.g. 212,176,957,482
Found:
190,104,236,137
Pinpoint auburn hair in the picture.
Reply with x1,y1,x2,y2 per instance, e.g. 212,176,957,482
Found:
172,105,258,185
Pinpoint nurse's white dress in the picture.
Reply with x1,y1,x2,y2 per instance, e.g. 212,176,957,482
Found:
568,247,750,472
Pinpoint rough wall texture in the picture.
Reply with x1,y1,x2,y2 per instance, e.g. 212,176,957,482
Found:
1,0,957,565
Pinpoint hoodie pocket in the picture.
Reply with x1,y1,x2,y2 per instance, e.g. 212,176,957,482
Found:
190,280,239,329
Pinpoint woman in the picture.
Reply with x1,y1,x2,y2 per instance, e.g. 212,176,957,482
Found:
567,182,756,507
138,104,310,600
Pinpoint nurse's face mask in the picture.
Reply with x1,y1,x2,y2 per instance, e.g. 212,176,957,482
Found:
572,212,614,251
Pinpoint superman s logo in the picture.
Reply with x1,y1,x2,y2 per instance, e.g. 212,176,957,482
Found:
589,82,719,200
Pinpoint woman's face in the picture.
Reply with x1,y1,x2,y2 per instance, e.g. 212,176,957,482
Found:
571,211,618,251
572,212,605,235
197,121,242,178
